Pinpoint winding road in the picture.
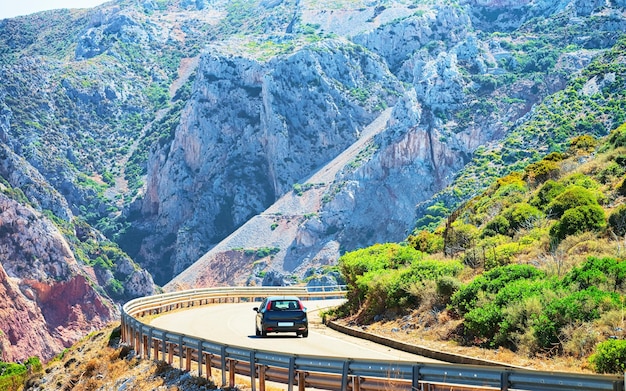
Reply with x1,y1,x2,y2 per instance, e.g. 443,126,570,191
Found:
150,299,441,363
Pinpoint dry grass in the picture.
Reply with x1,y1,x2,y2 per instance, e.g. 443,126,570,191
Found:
23,324,230,391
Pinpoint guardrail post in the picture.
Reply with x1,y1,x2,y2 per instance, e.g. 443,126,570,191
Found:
221,346,227,387
249,350,256,391
501,369,510,391
167,342,174,364
229,359,237,387
186,347,192,371
135,331,140,354
198,340,203,377
142,335,149,358
288,356,296,391
352,375,361,391
298,371,306,391
178,334,184,369
259,365,266,391
341,360,350,391
153,339,159,360
412,364,422,391
205,353,212,379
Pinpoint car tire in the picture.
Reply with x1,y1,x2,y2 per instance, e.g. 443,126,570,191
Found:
302,330,308,338
255,326,261,337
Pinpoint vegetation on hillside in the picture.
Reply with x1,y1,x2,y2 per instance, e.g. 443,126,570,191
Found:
417,34,626,231
332,123,626,373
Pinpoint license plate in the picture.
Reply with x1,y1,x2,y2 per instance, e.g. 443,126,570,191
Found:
278,322,294,327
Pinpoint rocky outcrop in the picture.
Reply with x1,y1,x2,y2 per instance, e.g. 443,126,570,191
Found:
136,40,402,284
0,193,118,362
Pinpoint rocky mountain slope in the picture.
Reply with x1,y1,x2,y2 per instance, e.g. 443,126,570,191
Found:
2,0,626,362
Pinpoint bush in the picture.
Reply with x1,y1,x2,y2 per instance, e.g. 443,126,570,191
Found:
589,339,626,374
436,276,460,302
482,215,510,237
451,264,546,314
408,230,444,253
524,159,560,183
563,257,626,293
547,185,599,217
531,180,565,210
339,243,463,319
550,204,606,240
502,203,543,233
568,135,598,155
0,357,41,390
607,122,626,149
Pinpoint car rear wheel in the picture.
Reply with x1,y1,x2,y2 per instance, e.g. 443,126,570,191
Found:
255,326,261,337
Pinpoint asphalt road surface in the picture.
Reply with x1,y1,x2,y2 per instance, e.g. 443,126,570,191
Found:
150,299,441,363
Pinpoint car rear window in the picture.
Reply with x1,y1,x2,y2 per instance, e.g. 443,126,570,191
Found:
270,300,300,310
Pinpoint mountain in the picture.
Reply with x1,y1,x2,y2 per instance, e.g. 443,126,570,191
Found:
1,0,626,361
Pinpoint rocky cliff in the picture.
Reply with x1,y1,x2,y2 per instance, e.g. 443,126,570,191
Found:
0,191,118,362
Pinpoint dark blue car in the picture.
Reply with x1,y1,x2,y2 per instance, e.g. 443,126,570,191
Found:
253,296,308,337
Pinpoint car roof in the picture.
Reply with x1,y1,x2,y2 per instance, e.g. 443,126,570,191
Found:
265,296,302,301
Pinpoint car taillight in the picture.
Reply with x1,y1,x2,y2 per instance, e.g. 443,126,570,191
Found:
299,301,304,310
266,301,272,311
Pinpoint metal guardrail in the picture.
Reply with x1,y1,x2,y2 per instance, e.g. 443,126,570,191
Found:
121,286,625,391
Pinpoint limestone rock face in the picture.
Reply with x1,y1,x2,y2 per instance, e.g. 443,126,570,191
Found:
138,41,402,284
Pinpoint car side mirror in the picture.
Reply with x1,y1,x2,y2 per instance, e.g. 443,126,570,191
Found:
253,307,259,312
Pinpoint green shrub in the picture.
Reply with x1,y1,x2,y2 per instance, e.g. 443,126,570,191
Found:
617,177,626,196
0,357,41,390
531,180,565,210
589,339,626,374
550,204,606,240
451,264,546,314
462,278,553,348
339,243,463,318
563,257,626,293
547,185,599,217
502,203,543,233
436,276,460,301
607,122,626,149
483,215,510,237
524,159,560,183
568,135,598,155
408,230,444,253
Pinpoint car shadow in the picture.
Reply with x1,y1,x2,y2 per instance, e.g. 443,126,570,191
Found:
248,334,301,339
